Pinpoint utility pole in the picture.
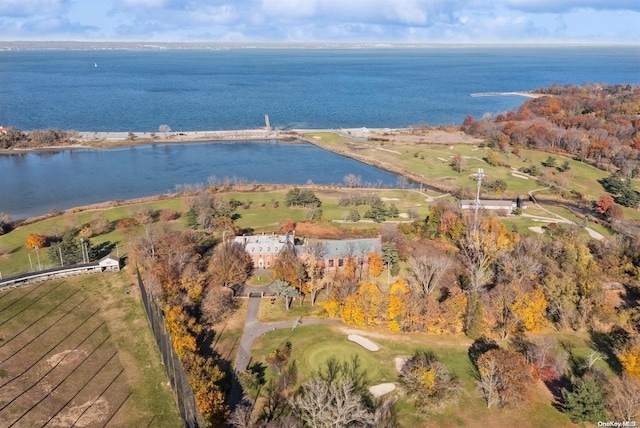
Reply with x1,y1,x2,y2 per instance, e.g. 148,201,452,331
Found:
35,246,42,271
80,238,86,263
474,168,484,231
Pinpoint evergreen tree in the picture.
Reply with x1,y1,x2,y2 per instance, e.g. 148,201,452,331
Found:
561,376,607,423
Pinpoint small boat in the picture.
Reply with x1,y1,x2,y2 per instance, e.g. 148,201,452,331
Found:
94,63,98,68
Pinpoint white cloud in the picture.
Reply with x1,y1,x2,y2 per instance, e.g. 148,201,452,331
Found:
0,0,70,17
506,0,640,13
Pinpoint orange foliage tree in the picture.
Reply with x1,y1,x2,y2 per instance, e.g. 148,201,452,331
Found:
25,233,47,249
368,252,384,279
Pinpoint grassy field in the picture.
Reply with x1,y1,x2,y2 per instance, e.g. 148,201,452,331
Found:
250,324,577,427
0,272,182,427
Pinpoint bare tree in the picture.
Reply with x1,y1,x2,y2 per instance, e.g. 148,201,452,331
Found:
407,255,452,296
290,377,374,428
606,375,640,422
228,399,255,428
343,174,362,188
451,153,465,173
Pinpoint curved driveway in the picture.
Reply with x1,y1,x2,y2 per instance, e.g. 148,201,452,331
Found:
229,284,340,408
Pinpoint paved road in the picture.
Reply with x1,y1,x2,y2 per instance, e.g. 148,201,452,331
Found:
229,284,341,408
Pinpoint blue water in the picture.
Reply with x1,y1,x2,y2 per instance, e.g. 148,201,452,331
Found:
0,141,403,219
2,47,639,131
1,46,639,219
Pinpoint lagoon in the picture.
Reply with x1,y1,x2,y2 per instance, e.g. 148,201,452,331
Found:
0,140,403,220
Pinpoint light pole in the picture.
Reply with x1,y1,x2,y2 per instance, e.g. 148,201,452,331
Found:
35,246,42,270
474,168,484,231
80,238,86,263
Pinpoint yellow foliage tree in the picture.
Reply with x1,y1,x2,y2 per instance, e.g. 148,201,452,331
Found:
619,344,640,380
511,288,548,332
25,233,47,249
368,252,384,279
437,293,467,334
388,279,409,331
340,283,384,327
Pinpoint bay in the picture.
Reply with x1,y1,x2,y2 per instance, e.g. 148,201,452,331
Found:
0,141,403,220
1,46,638,131
1,46,639,220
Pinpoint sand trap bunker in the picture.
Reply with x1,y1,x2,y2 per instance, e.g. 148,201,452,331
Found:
348,334,379,351
369,383,396,397
395,356,408,373
529,226,545,234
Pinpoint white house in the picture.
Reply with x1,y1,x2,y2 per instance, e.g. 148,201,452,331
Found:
98,254,121,271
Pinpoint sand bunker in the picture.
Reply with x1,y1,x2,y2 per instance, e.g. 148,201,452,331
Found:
395,357,408,373
369,383,396,397
348,334,379,351
529,226,545,234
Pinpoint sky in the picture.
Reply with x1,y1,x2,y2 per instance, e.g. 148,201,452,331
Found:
0,0,638,44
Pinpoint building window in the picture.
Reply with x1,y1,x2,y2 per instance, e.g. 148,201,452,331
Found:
338,259,344,267
328,259,334,268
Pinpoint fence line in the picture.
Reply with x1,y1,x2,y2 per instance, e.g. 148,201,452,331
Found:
136,269,206,428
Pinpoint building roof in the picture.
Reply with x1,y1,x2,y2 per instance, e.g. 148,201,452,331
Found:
459,199,515,208
296,237,381,259
234,233,294,256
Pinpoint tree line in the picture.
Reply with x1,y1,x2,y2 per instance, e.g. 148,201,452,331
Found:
461,83,640,178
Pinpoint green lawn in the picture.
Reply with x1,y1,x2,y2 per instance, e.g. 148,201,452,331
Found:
250,324,573,427
0,273,182,427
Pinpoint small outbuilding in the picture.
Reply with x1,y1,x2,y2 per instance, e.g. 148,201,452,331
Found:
98,254,121,272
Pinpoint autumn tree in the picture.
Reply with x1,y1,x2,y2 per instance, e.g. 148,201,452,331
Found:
368,252,384,279
267,341,293,374
304,254,325,306
209,241,253,288
477,348,534,408
25,233,47,249
341,283,385,327
618,342,640,380
511,288,548,332
596,194,615,215
201,286,236,325
272,246,300,286
387,279,409,331
457,215,513,292
399,350,462,413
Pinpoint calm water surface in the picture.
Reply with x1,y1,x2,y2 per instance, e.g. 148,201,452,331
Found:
0,141,403,219
1,46,639,219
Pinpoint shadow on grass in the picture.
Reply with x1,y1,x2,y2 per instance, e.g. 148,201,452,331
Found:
588,327,630,376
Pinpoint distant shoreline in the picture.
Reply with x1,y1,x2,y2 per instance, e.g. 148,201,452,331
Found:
1,41,637,51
